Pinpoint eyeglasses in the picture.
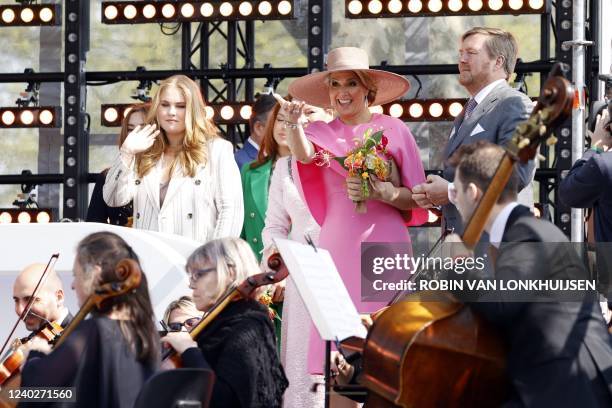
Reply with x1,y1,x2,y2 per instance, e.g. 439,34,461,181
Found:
187,266,216,285
167,317,200,332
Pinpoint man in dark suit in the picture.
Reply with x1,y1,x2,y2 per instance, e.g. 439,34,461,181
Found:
12,263,73,334
413,27,535,235
447,141,612,407
234,94,277,171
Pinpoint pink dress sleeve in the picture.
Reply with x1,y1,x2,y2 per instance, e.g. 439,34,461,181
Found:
379,116,428,226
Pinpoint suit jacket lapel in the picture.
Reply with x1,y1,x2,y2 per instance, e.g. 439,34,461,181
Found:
444,82,506,158
444,113,466,158
161,163,190,212
144,160,161,211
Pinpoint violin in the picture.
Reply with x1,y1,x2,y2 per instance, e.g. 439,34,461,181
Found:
162,253,289,368
0,258,142,407
354,65,574,407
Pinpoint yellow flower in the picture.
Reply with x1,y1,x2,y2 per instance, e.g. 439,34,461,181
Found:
362,172,369,179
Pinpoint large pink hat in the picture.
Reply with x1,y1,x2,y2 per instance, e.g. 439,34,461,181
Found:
288,47,410,108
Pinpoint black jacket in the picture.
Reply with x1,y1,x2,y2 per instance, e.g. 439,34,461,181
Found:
470,205,612,407
181,299,288,408
86,170,132,226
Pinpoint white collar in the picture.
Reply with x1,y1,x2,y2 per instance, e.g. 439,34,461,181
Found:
473,78,506,104
489,202,520,248
55,307,69,325
247,138,260,150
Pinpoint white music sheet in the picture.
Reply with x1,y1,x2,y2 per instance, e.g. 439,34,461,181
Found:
274,238,367,341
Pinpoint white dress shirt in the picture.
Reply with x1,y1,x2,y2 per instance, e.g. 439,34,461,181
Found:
489,201,520,248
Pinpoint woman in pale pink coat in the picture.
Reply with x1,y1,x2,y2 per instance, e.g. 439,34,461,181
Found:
278,47,428,376
262,103,333,408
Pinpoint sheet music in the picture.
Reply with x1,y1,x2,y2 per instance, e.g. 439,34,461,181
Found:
274,238,367,341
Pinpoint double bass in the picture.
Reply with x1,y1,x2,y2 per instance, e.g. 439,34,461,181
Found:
357,65,574,407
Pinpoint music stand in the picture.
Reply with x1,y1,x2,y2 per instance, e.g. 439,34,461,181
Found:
133,368,215,408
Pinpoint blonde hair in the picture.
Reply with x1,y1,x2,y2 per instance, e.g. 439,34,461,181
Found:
326,70,378,105
462,27,518,79
137,75,220,178
162,295,200,325
186,237,260,302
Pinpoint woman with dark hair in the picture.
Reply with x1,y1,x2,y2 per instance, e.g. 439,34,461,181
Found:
161,237,288,408
18,232,159,408
86,103,149,225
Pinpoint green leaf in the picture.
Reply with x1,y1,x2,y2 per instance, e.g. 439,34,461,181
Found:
333,156,348,169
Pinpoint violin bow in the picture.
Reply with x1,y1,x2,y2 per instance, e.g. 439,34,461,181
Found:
0,253,59,357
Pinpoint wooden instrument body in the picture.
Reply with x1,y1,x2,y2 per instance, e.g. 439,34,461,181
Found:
361,294,507,407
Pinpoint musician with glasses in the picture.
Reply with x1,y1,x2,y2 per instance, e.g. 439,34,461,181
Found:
161,237,288,408
162,296,202,332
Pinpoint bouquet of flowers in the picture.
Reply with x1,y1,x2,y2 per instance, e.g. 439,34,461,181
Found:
334,128,391,213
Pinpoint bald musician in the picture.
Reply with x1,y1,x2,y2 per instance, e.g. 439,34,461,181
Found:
12,263,73,335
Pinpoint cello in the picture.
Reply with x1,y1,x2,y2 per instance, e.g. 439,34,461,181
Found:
0,257,142,408
161,252,289,367
357,65,574,407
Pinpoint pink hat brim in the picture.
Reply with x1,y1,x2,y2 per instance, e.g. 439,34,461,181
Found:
288,69,410,109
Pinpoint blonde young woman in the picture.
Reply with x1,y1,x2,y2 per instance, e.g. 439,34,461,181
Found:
103,75,244,242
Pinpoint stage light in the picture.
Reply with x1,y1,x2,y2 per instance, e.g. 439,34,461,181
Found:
36,211,51,224
409,103,424,118
448,102,463,117
429,102,443,118
468,0,484,10
344,0,548,16
369,106,384,114
101,1,297,23
162,4,176,18
388,0,403,13
17,212,31,224
181,3,195,17
39,7,54,23
20,8,34,23
39,109,54,125
220,105,235,120
0,212,12,224
220,2,234,16
240,105,252,120
102,103,255,126
201,3,214,17
143,4,156,18
448,0,463,11
408,0,423,13
428,0,443,12
20,110,34,125
258,1,272,16
509,0,523,9
1,8,15,23
2,111,15,126
204,106,215,120
0,3,61,26
278,1,292,15
104,107,119,124
104,5,118,20
347,0,363,14
0,107,61,128
368,0,383,14
239,2,253,15
0,209,54,224
389,103,403,118
528,0,544,9
488,0,503,10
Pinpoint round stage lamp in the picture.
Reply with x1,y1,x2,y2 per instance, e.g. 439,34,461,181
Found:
123,4,137,19
429,103,443,118
104,107,119,123
104,5,118,20
220,106,235,120
389,103,404,118
408,0,423,13
36,211,51,224
201,3,214,17
204,106,215,120
39,110,54,125
239,2,253,16
240,105,252,120
347,0,363,15
278,1,293,15
449,102,463,117
220,2,234,16
20,110,34,125
368,0,383,14
1,111,15,125
181,3,195,18
20,7,34,23
17,212,31,224
0,212,12,224
161,4,176,18
143,4,156,19
258,1,272,16
39,7,54,23
409,103,424,118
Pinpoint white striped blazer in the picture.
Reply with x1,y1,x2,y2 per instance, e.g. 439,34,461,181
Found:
103,138,244,243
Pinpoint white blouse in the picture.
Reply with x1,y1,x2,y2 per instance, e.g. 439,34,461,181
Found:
103,138,244,243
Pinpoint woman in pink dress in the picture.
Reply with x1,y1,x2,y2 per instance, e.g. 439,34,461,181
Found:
278,47,428,375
